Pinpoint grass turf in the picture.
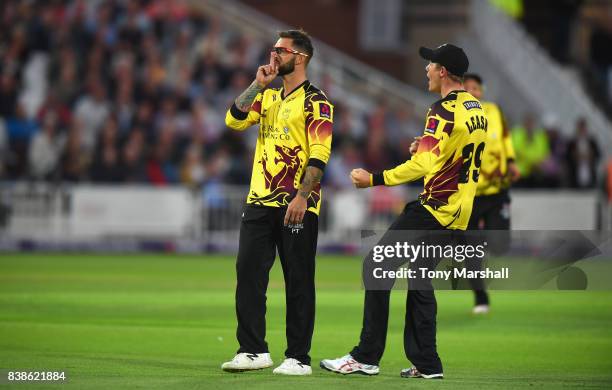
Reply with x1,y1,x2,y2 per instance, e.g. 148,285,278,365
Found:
1,254,611,389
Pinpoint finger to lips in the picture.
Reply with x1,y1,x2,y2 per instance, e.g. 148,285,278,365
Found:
270,55,278,72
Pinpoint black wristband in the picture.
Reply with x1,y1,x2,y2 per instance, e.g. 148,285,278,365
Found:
372,172,385,186
307,158,327,171
230,103,249,120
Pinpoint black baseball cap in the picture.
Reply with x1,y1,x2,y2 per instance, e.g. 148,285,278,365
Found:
419,44,469,77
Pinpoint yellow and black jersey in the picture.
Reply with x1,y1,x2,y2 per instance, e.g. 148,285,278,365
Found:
475,101,515,196
371,90,487,230
225,80,333,215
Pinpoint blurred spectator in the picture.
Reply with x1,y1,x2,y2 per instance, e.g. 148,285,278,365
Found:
37,92,72,131
326,140,363,189
90,117,122,183
146,124,178,185
28,110,65,180
6,104,39,178
511,114,551,187
332,103,366,145
566,118,600,189
0,118,7,178
60,122,89,182
607,159,612,202
180,141,206,187
50,48,81,107
190,98,223,146
120,128,147,183
364,101,392,172
538,115,566,187
0,71,19,118
74,81,110,152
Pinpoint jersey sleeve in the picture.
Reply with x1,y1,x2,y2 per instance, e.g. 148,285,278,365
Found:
305,95,333,170
225,92,264,131
371,106,448,186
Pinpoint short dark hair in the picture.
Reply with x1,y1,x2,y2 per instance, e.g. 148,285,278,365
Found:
278,29,314,62
463,73,483,85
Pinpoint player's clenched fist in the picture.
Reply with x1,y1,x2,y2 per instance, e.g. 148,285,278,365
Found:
350,168,371,189
255,53,279,88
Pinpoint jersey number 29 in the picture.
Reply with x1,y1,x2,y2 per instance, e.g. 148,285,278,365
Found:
458,142,485,183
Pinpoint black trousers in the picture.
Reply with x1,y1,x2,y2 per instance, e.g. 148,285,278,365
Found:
350,201,445,375
467,190,511,305
235,204,318,365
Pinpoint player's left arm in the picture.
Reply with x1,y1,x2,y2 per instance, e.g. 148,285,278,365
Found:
284,97,333,225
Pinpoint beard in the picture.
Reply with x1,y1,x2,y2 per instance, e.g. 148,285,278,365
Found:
277,58,296,76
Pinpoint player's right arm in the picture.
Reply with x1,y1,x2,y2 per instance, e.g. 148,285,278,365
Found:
350,142,435,188
350,107,448,188
374,133,438,185
225,53,279,130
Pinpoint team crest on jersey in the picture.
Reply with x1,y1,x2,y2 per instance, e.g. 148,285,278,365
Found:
426,117,439,133
319,102,331,119
282,107,291,119
463,100,482,110
283,126,289,134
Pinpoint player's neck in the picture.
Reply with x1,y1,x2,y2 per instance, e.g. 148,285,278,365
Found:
440,81,464,98
282,71,307,98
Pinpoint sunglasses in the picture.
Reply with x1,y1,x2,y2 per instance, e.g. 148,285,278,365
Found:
272,46,309,57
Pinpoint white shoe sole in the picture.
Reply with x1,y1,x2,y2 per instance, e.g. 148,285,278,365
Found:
222,363,273,373
273,369,312,376
319,360,379,376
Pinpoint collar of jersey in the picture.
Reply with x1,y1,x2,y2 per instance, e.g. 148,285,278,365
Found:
281,79,310,100
437,89,467,103
448,89,466,96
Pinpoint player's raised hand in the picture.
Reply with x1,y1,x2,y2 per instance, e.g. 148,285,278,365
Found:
350,168,371,189
410,136,422,155
255,52,279,88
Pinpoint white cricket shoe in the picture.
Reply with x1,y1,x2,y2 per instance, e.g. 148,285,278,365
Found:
272,358,312,375
320,354,379,375
472,304,490,315
221,353,273,372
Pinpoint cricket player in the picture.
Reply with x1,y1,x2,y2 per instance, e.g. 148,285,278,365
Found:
321,44,486,379
463,73,520,314
221,30,333,375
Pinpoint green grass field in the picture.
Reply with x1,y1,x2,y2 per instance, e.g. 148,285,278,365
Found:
1,254,612,389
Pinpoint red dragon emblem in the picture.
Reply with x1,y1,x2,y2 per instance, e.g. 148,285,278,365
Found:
250,145,321,209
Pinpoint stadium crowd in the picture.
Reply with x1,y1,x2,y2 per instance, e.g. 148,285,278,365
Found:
0,0,604,191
